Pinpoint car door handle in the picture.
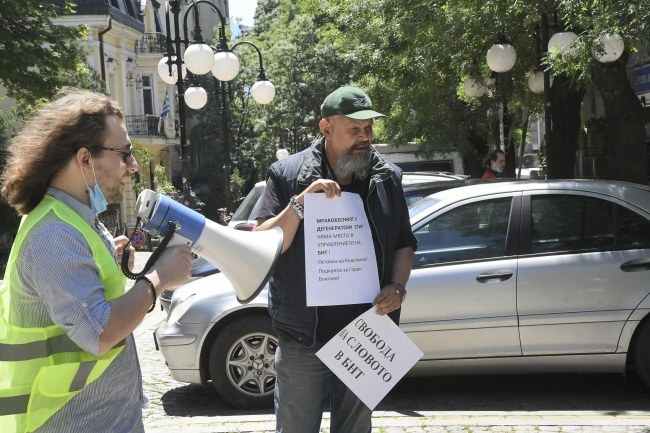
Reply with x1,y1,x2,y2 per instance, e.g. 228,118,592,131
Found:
620,258,650,272
476,269,514,283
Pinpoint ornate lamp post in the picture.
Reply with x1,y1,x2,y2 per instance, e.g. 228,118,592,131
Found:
277,121,311,159
158,0,275,211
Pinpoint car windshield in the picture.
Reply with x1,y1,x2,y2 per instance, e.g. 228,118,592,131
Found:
408,196,440,217
231,184,265,221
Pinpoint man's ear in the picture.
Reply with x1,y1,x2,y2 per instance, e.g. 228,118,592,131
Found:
319,118,332,138
76,147,92,169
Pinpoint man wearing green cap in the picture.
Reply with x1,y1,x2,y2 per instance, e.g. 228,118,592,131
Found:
254,86,416,432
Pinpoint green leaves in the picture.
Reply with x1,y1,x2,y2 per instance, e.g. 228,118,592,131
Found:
0,0,97,106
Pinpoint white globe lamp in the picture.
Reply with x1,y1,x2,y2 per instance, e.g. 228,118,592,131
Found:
184,43,215,75
463,77,486,97
528,71,544,94
158,56,187,84
548,31,579,58
276,147,289,160
212,51,240,82
251,80,276,104
486,43,517,73
593,33,624,63
184,86,208,110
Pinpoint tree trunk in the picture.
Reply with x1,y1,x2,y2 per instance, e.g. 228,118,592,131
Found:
546,76,585,179
591,52,647,184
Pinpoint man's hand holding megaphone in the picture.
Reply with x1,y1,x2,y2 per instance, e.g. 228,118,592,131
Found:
140,244,193,294
133,189,283,304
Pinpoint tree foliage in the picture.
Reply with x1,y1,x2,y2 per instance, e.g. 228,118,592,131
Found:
312,0,650,181
0,1,96,106
0,0,105,245
191,0,649,198
189,0,356,215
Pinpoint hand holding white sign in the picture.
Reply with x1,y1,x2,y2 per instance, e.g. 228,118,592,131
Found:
304,192,380,306
316,307,423,410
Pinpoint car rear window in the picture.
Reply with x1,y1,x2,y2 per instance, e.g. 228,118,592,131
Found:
530,194,650,253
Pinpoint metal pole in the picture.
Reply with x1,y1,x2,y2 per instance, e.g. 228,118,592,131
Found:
220,79,231,213
170,0,191,205
542,12,553,156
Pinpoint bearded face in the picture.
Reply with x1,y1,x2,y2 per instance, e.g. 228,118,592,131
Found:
335,142,372,181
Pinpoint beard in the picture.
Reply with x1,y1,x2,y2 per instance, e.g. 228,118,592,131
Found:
335,142,372,181
93,165,123,204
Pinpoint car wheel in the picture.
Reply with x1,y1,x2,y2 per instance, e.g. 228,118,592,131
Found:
208,315,277,409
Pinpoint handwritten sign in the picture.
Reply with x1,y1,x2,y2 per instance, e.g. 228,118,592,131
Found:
304,193,380,306
316,307,423,409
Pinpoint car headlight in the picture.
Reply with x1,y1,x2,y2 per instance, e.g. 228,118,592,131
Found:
168,293,196,324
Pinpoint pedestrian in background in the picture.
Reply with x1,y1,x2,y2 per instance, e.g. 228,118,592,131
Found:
482,148,506,179
0,88,192,433
254,86,417,433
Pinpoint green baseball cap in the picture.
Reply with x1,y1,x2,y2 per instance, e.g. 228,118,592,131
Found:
320,86,386,120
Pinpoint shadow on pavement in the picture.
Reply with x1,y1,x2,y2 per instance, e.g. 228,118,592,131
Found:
376,373,650,414
161,383,274,417
160,372,650,417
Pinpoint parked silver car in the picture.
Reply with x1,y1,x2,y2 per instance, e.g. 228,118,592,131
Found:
158,174,479,312
155,180,650,409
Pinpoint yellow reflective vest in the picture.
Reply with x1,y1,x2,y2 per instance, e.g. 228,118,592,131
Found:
0,195,126,433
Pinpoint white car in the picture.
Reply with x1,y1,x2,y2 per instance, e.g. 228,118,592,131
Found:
156,179,650,410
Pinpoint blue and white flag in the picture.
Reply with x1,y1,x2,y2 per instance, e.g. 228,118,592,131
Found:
158,89,170,133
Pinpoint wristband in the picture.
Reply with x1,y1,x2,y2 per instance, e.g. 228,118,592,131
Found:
390,281,407,302
288,195,304,220
138,276,157,313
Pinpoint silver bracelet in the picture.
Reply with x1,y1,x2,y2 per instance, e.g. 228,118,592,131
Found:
288,195,304,219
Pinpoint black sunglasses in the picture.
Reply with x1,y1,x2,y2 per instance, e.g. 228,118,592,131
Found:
101,146,133,163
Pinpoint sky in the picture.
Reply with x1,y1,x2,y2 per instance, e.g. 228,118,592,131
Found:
229,0,258,37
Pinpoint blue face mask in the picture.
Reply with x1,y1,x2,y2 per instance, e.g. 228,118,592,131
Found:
81,154,109,215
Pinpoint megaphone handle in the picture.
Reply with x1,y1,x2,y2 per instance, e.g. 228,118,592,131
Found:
121,221,178,280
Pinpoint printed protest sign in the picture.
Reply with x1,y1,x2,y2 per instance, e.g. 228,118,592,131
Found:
316,307,424,409
304,192,380,306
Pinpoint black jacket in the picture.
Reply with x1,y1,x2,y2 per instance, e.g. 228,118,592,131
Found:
258,137,417,347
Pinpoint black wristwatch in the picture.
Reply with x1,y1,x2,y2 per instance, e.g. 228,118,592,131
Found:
391,281,407,302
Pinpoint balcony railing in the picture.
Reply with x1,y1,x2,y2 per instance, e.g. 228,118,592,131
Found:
127,115,168,137
135,33,166,54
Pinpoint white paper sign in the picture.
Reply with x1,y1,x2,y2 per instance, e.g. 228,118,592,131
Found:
316,307,424,410
304,192,380,306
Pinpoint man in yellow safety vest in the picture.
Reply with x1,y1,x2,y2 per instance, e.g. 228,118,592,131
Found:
0,89,192,432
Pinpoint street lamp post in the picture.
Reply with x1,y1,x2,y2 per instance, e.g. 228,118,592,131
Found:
159,0,275,211
278,121,311,155
486,36,516,177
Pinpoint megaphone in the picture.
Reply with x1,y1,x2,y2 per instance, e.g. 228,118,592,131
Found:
134,189,283,303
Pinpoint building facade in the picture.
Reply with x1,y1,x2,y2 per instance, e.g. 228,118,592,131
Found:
53,0,226,231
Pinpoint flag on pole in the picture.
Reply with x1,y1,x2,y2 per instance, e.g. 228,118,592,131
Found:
158,89,170,134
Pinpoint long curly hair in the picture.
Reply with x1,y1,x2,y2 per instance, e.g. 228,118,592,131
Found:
1,88,123,215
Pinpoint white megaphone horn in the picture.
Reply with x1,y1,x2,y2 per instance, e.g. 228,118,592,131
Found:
134,189,283,303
